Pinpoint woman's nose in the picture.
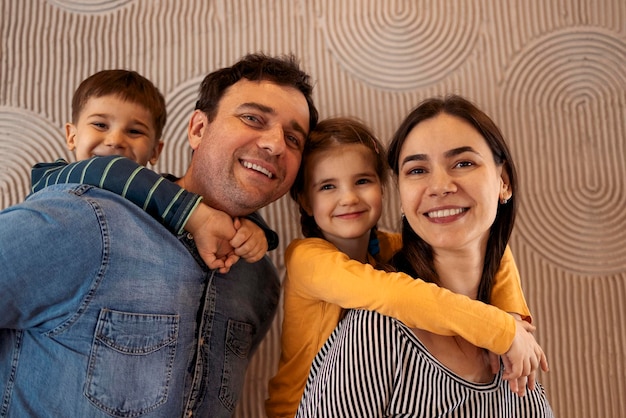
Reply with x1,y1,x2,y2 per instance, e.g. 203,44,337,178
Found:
428,168,456,196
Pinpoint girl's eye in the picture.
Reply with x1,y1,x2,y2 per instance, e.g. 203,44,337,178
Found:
319,184,335,191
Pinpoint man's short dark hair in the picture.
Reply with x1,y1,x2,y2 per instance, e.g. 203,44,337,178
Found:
195,53,318,133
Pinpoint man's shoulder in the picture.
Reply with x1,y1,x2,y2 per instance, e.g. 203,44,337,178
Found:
27,183,163,223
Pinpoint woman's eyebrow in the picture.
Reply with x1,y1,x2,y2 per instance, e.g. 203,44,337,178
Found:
401,153,427,167
445,146,478,158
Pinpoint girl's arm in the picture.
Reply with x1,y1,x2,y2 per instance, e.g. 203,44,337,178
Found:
379,230,531,322
287,237,518,354
491,245,531,322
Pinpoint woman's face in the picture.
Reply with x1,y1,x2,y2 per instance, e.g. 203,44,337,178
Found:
397,113,510,254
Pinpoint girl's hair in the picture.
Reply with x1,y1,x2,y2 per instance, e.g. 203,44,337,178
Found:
71,70,167,140
290,117,388,254
387,95,519,303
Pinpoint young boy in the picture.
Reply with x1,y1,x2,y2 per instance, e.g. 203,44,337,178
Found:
32,69,270,270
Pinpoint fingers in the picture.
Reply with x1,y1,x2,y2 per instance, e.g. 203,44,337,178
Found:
526,370,537,391
520,320,536,332
540,352,550,372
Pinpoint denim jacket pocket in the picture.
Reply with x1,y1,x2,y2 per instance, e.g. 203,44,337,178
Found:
85,309,179,417
218,320,253,411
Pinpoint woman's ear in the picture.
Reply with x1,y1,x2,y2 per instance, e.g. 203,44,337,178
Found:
499,165,513,203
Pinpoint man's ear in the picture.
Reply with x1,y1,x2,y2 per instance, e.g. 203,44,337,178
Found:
148,140,165,166
188,110,207,151
65,123,77,151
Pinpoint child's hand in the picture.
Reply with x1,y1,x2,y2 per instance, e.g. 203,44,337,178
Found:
184,203,239,273
229,218,268,263
500,319,549,397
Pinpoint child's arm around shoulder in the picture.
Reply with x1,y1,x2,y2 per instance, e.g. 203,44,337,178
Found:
491,245,532,322
285,237,516,354
31,156,201,235
30,156,265,271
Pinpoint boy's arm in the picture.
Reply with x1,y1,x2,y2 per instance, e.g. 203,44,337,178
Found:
490,245,532,322
286,238,516,355
230,218,268,262
31,156,201,235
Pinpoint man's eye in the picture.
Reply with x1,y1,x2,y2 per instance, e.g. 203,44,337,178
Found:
286,135,301,149
241,114,261,124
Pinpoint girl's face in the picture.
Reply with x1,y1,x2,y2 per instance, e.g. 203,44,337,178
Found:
302,143,383,246
397,113,510,254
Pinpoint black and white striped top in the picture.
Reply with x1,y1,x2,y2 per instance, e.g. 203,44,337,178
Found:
297,309,554,418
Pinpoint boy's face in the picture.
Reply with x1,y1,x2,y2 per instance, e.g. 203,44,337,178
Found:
66,94,163,166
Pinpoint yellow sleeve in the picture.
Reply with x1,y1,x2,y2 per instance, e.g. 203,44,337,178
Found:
286,238,516,355
490,245,532,323
375,229,402,262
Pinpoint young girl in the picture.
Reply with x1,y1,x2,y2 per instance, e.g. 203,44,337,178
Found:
265,117,547,417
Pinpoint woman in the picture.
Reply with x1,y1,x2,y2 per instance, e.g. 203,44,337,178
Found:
296,96,553,417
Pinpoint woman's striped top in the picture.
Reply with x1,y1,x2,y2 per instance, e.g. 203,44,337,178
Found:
297,309,554,418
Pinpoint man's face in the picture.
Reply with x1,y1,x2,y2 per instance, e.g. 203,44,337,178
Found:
185,79,310,216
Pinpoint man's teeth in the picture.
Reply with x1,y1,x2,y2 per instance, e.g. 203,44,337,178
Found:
242,161,273,178
427,208,465,218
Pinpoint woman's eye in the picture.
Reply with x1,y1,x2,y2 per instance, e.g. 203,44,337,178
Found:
356,178,371,185
455,160,474,168
407,167,425,175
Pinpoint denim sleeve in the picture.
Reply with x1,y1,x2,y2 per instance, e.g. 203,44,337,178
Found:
0,186,106,329
31,156,202,235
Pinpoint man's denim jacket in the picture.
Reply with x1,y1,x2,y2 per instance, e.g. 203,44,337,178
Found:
0,184,280,417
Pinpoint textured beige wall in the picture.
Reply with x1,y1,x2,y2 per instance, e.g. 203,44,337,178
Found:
1,1,625,417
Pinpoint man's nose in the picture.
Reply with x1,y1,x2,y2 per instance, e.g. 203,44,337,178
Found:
258,125,286,156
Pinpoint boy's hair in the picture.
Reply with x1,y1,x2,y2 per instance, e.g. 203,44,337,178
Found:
290,117,388,240
195,53,319,133
71,69,167,140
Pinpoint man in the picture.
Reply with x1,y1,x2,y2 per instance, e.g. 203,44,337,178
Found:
0,53,318,417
